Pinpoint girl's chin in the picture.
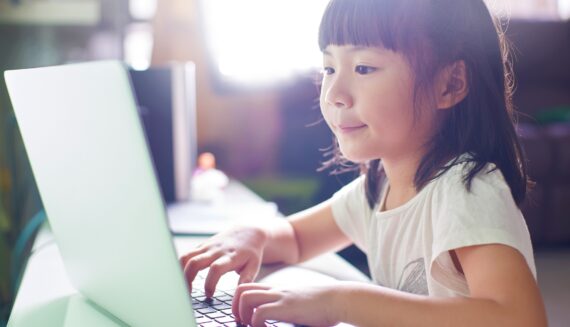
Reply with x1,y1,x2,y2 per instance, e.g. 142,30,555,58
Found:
339,151,376,164
339,145,384,163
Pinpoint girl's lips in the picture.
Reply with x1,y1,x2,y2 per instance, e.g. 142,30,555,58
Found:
337,124,367,134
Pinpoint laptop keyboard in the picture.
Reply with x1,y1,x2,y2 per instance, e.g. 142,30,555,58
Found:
191,272,291,327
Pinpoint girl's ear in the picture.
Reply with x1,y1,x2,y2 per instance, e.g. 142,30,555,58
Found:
434,60,469,110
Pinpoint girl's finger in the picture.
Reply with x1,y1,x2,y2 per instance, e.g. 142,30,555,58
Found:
238,289,280,326
237,256,261,285
251,303,283,327
203,255,242,298
183,251,222,287
232,283,271,321
179,246,208,269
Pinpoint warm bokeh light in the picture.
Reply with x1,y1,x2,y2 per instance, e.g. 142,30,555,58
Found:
559,0,570,19
129,0,157,20
200,0,330,85
124,23,154,71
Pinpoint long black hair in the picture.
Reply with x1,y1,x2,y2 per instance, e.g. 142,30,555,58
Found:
318,0,530,208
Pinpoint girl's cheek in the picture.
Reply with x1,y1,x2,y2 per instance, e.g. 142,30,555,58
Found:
323,113,338,136
319,94,331,120
319,87,329,109
319,95,326,112
321,109,333,129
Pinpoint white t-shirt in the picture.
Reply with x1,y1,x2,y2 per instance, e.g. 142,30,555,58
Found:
330,160,536,297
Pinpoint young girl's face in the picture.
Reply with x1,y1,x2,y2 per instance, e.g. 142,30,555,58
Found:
320,45,435,163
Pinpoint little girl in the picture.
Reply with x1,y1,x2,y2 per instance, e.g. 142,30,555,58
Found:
181,0,547,326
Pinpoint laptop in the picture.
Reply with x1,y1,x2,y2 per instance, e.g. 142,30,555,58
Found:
4,61,293,327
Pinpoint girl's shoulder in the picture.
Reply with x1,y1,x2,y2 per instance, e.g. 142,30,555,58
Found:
431,154,513,204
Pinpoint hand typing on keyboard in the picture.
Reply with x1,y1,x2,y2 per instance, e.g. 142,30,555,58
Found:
189,270,295,327
178,212,345,326
179,226,268,298
230,282,343,327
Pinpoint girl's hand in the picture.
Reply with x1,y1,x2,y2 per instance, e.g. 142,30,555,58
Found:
179,226,268,297
232,283,342,327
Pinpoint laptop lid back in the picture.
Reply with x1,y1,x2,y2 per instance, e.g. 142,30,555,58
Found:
5,61,195,327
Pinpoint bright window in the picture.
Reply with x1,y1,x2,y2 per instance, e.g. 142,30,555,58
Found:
200,0,330,85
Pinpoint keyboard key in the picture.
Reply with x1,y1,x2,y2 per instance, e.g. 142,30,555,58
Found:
217,294,233,302
212,302,232,310
213,290,228,297
200,322,224,327
206,311,226,319
196,316,212,324
215,315,235,323
193,302,210,309
197,307,217,314
225,323,247,327
206,298,225,305
190,274,240,327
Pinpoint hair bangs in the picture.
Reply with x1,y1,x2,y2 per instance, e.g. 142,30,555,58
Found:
318,0,397,51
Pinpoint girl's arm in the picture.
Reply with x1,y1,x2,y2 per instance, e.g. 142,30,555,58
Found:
261,199,352,264
180,199,351,297
335,243,547,327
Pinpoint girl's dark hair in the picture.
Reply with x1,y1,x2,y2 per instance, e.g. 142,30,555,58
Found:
318,0,531,208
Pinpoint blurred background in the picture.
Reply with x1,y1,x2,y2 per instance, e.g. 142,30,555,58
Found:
0,0,569,326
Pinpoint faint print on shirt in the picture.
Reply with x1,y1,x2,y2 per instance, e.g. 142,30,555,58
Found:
397,258,428,295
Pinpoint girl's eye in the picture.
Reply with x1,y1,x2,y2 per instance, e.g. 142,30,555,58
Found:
322,67,335,75
355,65,377,75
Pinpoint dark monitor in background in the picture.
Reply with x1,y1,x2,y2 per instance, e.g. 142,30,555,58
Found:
128,63,197,204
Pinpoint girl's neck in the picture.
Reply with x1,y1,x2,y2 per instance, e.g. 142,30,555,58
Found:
382,153,420,190
381,152,422,211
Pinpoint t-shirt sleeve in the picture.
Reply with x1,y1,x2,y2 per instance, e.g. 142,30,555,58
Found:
330,175,370,252
430,165,536,295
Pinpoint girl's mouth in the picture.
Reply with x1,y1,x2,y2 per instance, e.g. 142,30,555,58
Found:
337,124,367,134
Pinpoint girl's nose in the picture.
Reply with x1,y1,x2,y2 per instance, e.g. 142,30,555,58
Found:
324,78,353,109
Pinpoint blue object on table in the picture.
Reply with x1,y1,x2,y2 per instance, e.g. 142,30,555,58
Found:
11,210,46,294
